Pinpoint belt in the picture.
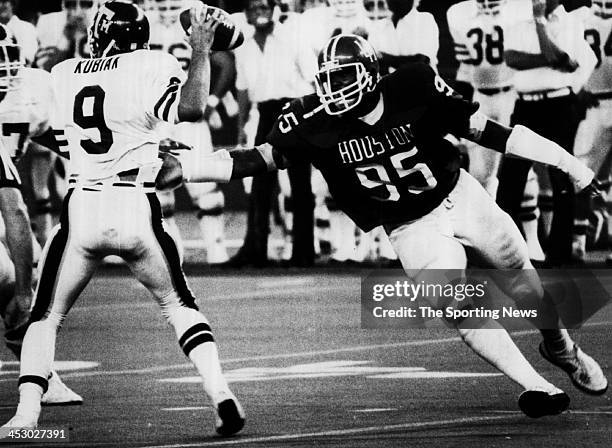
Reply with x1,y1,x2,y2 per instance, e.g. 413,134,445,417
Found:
68,169,156,190
594,91,612,100
477,86,513,96
518,87,572,102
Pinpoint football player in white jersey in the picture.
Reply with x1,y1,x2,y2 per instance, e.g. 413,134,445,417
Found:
2,1,244,434
572,1,612,261
0,21,56,247
448,0,516,196
147,0,229,264
0,25,82,406
448,0,545,261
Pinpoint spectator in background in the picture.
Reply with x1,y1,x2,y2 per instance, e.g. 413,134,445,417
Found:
0,0,37,64
229,0,315,267
368,0,439,73
35,0,96,71
498,0,596,266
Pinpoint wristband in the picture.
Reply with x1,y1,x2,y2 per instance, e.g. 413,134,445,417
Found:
183,150,233,183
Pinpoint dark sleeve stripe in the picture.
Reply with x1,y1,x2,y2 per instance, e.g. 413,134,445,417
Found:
162,91,179,122
154,84,180,119
53,129,68,147
0,152,21,187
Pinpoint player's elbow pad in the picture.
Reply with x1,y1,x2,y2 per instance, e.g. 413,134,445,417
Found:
506,125,594,190
183,150,234,183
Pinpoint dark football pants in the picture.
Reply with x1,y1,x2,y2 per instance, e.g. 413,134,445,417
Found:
236,98,314,265
496,94,580,265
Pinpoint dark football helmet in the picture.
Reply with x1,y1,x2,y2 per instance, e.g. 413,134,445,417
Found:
315,34,380,116
89,0,150,58
0,24,23,92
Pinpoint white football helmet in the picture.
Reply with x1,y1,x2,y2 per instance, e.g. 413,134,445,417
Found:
0,24,23,92
593,0,612,19
329,0,362,18
475,0,506,16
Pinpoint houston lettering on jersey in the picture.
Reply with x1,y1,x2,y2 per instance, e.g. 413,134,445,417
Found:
337,123,415,165
74,57,119,74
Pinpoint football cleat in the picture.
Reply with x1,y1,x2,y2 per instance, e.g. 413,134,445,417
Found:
215,396,245,437
41,371,83,406
1,414,37,429
518,389,570,418
539,342,608,395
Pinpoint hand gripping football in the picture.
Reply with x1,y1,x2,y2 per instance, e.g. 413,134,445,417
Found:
179,3,244,51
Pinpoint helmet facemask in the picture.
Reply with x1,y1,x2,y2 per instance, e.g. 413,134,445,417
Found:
0,32,23,92
315,62,375,115
593,1,612,19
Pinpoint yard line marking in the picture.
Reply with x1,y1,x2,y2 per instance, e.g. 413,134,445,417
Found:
72,285,351,311
2,321,609,383
354,408,397,413
162,406,211,412
140,414,520,448
567,411,612,415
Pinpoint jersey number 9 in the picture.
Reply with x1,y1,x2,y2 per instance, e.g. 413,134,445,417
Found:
73,85,114,155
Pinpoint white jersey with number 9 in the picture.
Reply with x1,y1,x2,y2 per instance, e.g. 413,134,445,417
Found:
50,50,186,184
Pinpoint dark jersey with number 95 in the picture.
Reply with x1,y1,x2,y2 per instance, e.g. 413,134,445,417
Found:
267,63,477,231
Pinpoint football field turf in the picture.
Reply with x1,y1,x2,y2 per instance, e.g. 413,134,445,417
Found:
1,267,610,447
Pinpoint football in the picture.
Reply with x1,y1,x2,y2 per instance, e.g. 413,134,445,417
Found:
179,3,244,51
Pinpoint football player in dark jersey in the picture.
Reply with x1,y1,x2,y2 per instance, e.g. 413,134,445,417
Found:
157,34,608,417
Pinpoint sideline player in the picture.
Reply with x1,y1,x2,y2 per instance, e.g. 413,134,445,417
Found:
572,0,612,261
158,34,608,416
447,0,545,262
147,0,229,264
2,1,244,434
0,24,82,406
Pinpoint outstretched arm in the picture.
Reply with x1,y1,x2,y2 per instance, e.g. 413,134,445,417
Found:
467,114,594,191
156,143,288,190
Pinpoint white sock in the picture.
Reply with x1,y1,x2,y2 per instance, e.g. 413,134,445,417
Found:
15,384,43,421
166,305,230,404
459,322,555,391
